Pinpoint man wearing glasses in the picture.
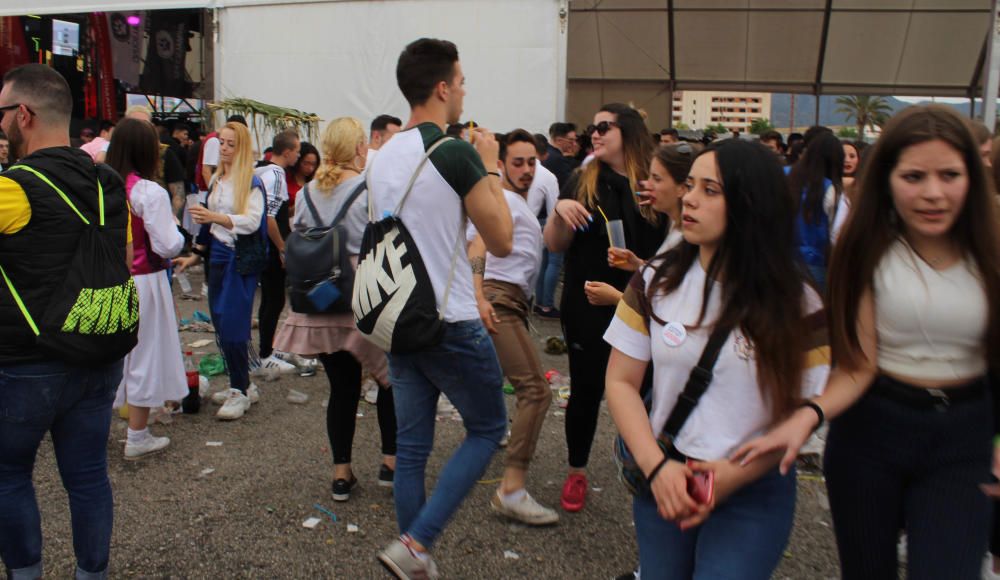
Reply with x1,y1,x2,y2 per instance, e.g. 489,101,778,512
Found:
0,64,131,580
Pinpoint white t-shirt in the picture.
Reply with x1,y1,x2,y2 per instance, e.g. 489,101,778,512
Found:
604,260,830,460
526,162,559,219
206,176,265,248
367,123,487,322
255,163,288,218
467,189,543,298
202,136,221,167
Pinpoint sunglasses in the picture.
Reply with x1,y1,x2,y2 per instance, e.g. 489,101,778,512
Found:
586,121,620,136
0,103,33,120
674,143,693,156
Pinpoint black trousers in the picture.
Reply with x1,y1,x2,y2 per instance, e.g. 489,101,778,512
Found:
565,334,612,469
257,248,285,359
824,375,993,580
317,351,397,465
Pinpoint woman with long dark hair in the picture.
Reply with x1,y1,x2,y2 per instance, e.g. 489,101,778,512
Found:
787,130,845,290
174,122,267,421
286,141,319,213
736,105,1000,579
606,139,830,579
543,103,665,512
107,118,186,459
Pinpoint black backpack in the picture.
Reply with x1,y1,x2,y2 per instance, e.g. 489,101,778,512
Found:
352,137,463,353
285,180,367,314
0,164,138,366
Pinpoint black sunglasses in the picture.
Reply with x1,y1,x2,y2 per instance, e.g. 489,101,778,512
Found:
0,103,33,119
586,121,619,136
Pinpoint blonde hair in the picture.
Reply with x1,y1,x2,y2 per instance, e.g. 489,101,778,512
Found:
315,117,365,191
212,122,256,214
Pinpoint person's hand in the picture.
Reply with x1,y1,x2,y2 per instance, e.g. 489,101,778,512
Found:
555,199,592,231
730,406,820,475
608,247,642,272
584,281,622,306
188,205,219,225
649,459,697,521
279,250,286,268
173,254,200,273
635,180,654,207
471,127,499,171
477,297,499,335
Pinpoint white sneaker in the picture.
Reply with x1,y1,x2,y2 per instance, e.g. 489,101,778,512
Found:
212,383,259,405
253,354,298,376
216,389,251,420
124,434,170,460
490,489,559,525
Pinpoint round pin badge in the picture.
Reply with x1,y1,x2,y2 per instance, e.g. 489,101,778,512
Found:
662,321,687,347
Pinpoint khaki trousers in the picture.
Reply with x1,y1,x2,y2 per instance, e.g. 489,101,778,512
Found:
483,280,552,470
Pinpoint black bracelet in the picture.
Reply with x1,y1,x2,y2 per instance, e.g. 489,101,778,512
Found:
487,171,501,178
801,400,825,431
645,456,669,486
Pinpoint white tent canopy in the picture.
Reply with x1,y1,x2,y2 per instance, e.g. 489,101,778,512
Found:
0,0,567,135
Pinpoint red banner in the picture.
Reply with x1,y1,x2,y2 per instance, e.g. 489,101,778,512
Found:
89,13,117,122
0,16,30,76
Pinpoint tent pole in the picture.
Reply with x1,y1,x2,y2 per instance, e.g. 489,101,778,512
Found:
983,0,1000,129
814,95,820,127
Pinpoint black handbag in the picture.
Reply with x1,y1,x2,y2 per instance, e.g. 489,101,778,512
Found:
613,323,731,497
285,180,367,314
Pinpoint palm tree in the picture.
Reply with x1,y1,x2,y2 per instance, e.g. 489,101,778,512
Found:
835,95,892,139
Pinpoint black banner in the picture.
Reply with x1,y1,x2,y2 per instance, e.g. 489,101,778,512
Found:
140,10,189,97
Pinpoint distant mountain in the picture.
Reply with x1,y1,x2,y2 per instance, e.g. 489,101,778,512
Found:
769,94,979,129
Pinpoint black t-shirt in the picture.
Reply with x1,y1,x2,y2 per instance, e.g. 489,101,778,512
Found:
160,146,185,186
558,162,666,341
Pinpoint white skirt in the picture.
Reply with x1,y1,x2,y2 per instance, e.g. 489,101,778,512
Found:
114,270,188,408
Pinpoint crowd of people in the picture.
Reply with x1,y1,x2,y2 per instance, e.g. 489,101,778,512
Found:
1,35,1000,580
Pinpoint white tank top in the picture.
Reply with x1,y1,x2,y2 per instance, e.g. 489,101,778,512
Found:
874,239,987,381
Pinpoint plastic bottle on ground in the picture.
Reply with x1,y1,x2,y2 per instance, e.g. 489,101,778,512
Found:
182,351,201,414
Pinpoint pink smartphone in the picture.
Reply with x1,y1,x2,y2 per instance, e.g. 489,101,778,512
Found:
686,466,715,505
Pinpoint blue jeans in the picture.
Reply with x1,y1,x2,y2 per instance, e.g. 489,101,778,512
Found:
535,219,563,308
0,359,123,580
633,467,796,580
387,320,507,549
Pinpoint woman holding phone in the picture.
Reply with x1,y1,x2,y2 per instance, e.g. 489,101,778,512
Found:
735,105,1000,579
605,139,830,579
174,121,266,421
543,103,665,512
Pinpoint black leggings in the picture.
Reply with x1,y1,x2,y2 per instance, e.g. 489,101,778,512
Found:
565,335,612,469
824,376,993,580
257,250,285,359
317,351,397,465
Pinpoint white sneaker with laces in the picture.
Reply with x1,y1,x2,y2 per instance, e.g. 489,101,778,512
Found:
253,354,297,376
212,383,259,405
490,489,560,525
124,434,170,460
216,389,251,420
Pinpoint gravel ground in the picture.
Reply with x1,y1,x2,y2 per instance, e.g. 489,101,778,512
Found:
28,266,841,579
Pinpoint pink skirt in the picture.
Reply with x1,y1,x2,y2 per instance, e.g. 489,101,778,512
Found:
273,311,389,386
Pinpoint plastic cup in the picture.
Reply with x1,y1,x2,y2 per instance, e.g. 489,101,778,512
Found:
607,219,626,248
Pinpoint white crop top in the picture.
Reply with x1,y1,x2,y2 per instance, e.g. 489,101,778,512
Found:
874,239,987,381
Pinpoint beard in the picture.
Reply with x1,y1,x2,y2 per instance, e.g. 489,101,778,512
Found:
6,121,23,161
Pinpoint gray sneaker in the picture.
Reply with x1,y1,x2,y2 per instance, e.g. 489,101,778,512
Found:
490,489,559,525
378,536,440,579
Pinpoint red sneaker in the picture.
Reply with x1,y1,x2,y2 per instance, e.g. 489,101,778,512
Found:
561,473,588,512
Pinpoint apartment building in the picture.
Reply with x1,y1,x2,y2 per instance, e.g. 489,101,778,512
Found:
671,91,772,132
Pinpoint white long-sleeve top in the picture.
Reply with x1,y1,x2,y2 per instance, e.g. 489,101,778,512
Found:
130,178,184,259
207,176,265,248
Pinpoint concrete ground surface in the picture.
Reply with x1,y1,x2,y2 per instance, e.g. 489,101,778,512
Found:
26,266,842,579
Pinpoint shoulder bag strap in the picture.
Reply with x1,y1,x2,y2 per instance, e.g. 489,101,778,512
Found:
393,135,455,215
301,182,322,226
661,323,733,439
329,180,368,229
